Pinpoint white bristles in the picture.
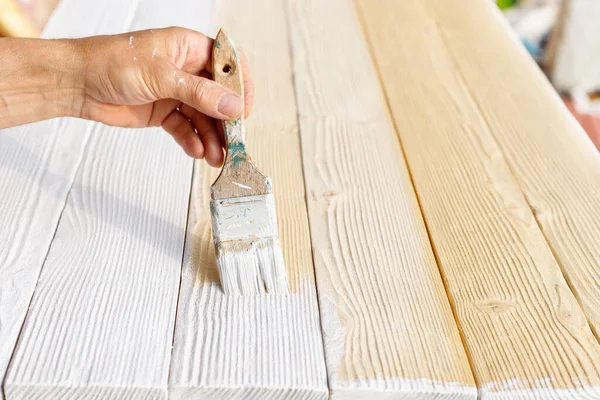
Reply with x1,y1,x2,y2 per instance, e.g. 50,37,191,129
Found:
216,238,289,295
211,194,290,295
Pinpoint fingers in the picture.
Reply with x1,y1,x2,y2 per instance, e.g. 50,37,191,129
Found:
161,109,204,159
180,103,224,167
169,73,244,121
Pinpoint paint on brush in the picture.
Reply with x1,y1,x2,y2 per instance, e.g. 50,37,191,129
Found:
224,119,247,167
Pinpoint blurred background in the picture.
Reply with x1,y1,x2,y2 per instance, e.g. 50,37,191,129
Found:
1,0,599,148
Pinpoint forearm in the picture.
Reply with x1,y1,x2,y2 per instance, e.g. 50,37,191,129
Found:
0,38,85,129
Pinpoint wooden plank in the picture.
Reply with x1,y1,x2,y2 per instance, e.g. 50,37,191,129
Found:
0,0,140,398
285,0,476,398
357,0,600,398
425,0,600,341
2,0,213,397
167,0,327,398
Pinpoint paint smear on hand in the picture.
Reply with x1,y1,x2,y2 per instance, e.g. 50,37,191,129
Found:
129,36,134,47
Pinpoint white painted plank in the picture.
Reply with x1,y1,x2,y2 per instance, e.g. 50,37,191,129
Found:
2,0,214,397
168,0,328,398
286,0,476,398
0,0,143,398
3,124,191,399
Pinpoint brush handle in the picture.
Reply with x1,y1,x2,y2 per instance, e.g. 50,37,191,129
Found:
213,29,247,167
211,29,271,200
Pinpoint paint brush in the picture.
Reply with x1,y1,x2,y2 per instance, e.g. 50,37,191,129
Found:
209,29,289,295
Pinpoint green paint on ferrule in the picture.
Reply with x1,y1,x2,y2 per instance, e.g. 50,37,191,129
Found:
228,142,247,167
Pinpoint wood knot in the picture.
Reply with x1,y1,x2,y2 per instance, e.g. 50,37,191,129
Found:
475,298,518,315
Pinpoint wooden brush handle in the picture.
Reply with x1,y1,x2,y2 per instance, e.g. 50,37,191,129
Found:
211,29,270,200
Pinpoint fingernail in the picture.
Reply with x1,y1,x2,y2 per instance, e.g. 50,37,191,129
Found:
218,93,244,117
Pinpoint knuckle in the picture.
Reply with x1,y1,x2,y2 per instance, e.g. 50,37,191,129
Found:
192,79,213,106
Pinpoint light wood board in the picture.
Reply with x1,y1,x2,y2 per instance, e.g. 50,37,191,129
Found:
2,0,212,397
285,0,476,398
424,0,600,342
167,0,327,398
357,0,600,398
0,0,141,397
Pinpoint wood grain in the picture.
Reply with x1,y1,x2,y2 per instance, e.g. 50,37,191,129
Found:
0,0,142,397
286,0,476,398
167,0,327,398
0,120,92,400
357,0,600,398
2,0,213,397
424,0,600,342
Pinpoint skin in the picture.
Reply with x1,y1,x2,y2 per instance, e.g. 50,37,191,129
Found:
0,27,254,167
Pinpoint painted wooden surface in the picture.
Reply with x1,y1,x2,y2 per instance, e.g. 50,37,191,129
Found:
2,0,213,398
286,0,476,398
424,0,600,343
167,0,327,398
0,0,139,397
357,0,600,398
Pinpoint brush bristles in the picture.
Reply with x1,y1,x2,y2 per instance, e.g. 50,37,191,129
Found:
216,237,289,295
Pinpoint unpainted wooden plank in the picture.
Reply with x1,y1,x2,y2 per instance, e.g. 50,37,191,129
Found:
167,0,327,398
424,0,600,342
285,0,476,398
357,0,600,398
0,0,142,398
2,0,214,397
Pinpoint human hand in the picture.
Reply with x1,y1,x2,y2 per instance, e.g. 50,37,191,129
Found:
75,27,254,166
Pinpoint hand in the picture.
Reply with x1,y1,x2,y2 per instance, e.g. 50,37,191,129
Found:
75,27,254,166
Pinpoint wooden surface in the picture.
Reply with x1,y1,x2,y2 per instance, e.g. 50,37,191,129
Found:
286,0,475,398
1,0,208,398
2,0,600,398
358,0,600,398
424,0,600,349
0,0,134,396
167,0,327,398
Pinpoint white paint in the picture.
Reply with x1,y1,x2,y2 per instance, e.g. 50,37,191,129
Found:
133,56,137,61
168,0,327,395
0,0,148,398
211,194,276,241
1,0,213,397
210,194,287,295
177,77,186,87
216,238,289,295
224,118,245,142
128,35,134,46
152,47,158,58
331,378,477,400
232,181,252,190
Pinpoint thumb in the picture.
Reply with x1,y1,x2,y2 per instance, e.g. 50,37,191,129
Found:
168,72,244,120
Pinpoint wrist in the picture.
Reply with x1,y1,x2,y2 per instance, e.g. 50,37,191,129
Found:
0,38,86,128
